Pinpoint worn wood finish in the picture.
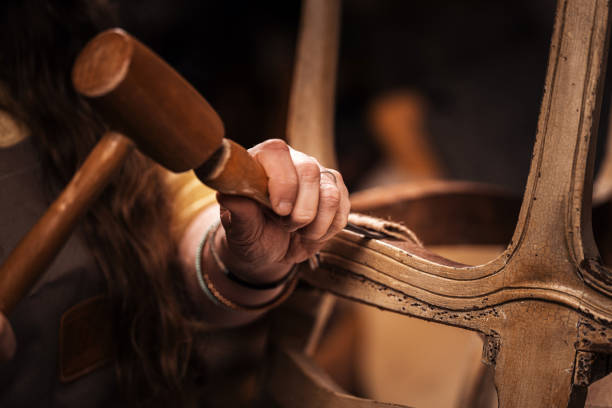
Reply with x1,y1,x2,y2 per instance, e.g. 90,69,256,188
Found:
0,132,133,312
286,0,341,170
269,0,612,407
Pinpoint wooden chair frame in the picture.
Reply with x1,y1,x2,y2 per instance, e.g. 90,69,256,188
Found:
269,0,612,407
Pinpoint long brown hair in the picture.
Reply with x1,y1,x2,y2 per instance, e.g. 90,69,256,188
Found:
0,1,205,405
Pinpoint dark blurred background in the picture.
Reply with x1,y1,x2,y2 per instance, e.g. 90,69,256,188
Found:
118,0,570,193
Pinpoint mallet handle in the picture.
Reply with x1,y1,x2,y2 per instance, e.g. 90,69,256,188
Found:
0,132,133,313
196,139,271,207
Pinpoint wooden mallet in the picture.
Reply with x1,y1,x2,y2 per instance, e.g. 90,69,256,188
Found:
0,28,271,312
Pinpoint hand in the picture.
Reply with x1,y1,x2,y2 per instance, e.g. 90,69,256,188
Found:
0,313,16,361
214,139,350,283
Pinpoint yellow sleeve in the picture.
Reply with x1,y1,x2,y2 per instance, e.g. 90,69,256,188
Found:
163,169,217,241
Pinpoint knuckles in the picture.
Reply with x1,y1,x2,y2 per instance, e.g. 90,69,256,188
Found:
318,183,341,209
273,178,299,191
256,138,290,153
249,140,350,239
291,209,317,226
296,160,321,182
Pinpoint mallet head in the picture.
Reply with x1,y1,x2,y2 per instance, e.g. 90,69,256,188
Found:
72,28,225,172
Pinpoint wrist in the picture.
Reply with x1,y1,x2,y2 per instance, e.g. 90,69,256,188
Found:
196,220,297,312
214,224,294,285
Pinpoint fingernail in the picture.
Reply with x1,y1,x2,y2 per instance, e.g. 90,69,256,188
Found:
277,200,293,215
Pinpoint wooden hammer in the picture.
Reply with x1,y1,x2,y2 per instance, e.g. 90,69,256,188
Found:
0,28,272,313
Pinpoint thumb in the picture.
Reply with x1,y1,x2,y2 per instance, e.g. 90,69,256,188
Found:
217,193,265,246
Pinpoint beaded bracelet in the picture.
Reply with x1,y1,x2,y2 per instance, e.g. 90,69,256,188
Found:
195,220,299,312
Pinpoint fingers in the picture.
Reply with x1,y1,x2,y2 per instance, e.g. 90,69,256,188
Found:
300,169,343,240
247,139,350,249
0,314,16,362
289,156,321,230
329,170,351,237
250,139,324,230
249,139,298,216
